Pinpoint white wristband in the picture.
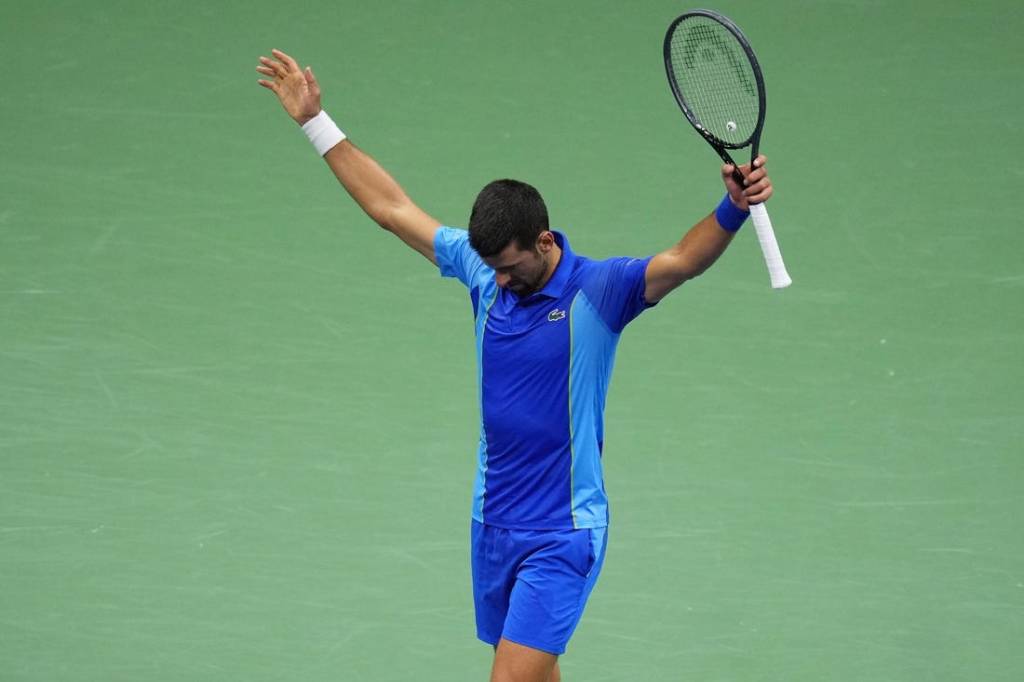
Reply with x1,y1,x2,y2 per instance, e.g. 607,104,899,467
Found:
301,110,346,156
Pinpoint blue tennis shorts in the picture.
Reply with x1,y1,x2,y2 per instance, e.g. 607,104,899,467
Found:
470,520,608,655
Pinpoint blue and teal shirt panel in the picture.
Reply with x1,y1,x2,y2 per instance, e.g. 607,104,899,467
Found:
434,227,654,530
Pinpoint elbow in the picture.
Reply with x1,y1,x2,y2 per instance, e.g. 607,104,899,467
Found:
686,261,713,281
672,252,708,283
681,249,723,281
370,201,403,233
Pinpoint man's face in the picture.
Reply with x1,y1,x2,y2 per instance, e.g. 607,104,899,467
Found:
482,237,550,297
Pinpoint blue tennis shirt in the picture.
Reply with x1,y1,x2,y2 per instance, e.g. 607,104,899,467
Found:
435,227,654,530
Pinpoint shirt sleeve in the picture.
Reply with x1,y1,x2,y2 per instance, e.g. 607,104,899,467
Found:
583,256,656,334
434,226,489,289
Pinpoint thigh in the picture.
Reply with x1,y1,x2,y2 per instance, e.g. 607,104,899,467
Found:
502,526,608,655
471,521,521,646
490,637,558,682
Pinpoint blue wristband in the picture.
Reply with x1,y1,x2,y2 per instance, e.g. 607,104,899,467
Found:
714,194,749,233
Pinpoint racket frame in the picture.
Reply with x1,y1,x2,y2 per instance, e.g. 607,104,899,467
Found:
663,9,767,184
663,9,792,289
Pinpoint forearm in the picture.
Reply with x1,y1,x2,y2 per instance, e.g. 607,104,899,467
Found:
321,139,413,231
316,135,440,263
668,212,736,280
667,155,771,282
643,197,744,302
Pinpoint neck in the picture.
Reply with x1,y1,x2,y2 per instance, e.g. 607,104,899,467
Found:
536,242,563,291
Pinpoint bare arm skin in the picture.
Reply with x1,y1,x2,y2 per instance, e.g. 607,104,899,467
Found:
257,49,440,264
643,155,773,303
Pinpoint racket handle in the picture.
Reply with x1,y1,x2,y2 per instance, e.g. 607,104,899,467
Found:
748,203,792,289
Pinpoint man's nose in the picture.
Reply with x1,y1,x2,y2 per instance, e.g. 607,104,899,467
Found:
495,272,511,288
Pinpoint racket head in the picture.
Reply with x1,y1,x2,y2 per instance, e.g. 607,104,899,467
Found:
664,9,766,155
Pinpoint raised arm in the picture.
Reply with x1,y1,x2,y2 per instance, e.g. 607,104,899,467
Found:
257,49,440,264
643,156,773,303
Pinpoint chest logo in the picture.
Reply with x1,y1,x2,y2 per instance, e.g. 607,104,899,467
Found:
547,308,567,322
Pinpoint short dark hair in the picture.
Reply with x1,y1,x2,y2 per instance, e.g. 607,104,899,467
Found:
468,179,549,257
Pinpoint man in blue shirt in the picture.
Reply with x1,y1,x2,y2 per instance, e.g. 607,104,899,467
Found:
258,49,773,682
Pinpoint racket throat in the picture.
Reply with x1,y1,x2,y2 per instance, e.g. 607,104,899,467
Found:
714,148,747,186
715,145,759,187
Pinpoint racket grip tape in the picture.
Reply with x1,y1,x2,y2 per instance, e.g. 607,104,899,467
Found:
748,203,793,289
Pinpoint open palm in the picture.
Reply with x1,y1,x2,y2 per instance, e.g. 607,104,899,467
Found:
256,49,322,125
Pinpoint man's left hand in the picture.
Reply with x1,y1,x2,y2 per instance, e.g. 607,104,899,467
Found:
722,154,772,210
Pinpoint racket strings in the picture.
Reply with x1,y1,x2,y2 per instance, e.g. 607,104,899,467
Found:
668,17,759,146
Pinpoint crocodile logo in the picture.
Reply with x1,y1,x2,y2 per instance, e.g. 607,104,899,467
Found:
547,308,566,322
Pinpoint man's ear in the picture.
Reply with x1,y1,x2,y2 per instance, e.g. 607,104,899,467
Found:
536,231,555,253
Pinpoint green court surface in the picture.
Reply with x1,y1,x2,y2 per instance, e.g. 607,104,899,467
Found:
2,1,1021,680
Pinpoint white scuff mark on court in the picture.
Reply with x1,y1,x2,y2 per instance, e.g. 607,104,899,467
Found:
1,525,72,533
115,329,167,354
120,445,150,461
129,364,224,375
775,455,877,472
595,631,645,642
990,274,1024,285
42,60,77,72
120,430,165,461
404,606,462,616
833,498,978,508
63,105,243,121
194,529,230,543
297,623,380,677
94,369,119,410
4,289,62,295
384,547,437,573
90,220,120,255
318,316,348,341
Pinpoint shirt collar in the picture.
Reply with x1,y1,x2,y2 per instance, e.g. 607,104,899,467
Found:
525,231,575,301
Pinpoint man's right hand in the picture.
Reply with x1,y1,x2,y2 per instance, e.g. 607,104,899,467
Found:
255,48,442,264
256,49,322,125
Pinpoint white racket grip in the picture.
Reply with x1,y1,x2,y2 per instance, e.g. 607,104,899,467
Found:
748,203,792,289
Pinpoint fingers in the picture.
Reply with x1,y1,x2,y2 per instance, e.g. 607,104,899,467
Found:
257,49,302,81
255,49,323,124
721,163,744,186
271,49,301,72
258,55,289,78
744,175,772,203
255,62,282,92
740,155,772,203
255,49,303,98
721,155,773,205
721,163,743,197
304,66,321,98
736,154,768,180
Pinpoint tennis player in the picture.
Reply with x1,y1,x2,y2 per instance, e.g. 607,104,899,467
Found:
257,49,772,682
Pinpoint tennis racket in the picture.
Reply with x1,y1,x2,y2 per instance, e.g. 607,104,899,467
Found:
664,9,792,289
